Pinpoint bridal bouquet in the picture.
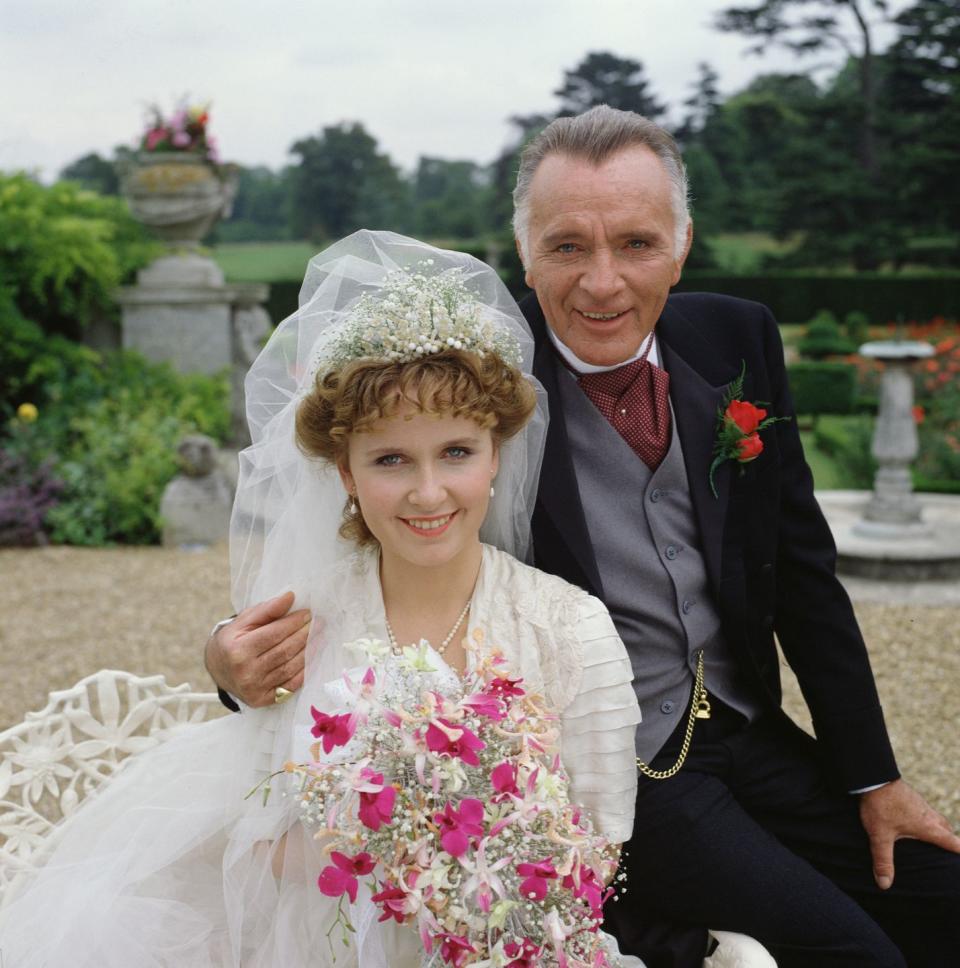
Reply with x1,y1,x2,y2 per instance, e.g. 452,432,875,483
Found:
285,631,623,967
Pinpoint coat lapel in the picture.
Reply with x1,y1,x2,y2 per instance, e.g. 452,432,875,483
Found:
524,292,742,598
655,303,741,594
525,295,604,595
532,328,605,595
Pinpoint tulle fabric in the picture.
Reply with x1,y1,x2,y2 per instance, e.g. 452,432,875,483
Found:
0,546,644,967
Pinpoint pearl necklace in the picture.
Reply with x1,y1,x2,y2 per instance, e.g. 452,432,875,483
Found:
384,598,472,657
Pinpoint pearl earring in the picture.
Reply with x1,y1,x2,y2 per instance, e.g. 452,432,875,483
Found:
490,485,495,498
349,495,357,514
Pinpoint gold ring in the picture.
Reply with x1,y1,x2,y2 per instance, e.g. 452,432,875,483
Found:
274,686,293,705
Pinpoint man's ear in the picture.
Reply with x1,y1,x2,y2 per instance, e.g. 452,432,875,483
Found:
672,221,694,286
515,236,535,290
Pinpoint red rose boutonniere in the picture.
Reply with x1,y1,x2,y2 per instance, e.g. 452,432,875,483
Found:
709,363,789,498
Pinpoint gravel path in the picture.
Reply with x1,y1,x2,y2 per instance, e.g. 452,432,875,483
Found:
2,545,957,825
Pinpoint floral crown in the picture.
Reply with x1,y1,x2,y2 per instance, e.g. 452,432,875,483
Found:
312,261,523,378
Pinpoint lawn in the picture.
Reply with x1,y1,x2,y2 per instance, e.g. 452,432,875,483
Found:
211,241,317,282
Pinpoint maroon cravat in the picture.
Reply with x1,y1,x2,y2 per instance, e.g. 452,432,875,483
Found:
576,341,671,470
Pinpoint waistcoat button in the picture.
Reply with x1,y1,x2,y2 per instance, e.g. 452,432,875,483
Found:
650,488,662,502
660,700,676,714
665,545,678,560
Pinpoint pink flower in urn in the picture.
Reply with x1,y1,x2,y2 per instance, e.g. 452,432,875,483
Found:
516,860,558,901
371,881,409,923
433,798,484,857
490,761,520,801
438,932,476,967
356,770,396,831
425,718,485,766
317,850,376,903
171,129,191,148
145,127,167,150
309,707,355,753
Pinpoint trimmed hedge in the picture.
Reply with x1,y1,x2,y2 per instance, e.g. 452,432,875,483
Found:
674,273,960,323
263,267,960,332
787,362,858,415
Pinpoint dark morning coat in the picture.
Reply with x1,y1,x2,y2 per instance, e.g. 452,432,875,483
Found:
521,289,899,793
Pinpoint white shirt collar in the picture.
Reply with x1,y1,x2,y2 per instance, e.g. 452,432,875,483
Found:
546,325,661,374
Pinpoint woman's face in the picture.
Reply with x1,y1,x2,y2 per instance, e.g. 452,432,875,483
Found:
338,401,498,573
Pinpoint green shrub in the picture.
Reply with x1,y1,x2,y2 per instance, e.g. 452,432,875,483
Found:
4,346,229,545
787,361,858,416
798,311,857,359
0,288,102,420
813,415,875,488
915,389,960,493
0,172,158,339
674,272,960,323
843,310,870,347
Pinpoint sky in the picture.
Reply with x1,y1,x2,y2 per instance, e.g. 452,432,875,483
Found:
0,0,910,181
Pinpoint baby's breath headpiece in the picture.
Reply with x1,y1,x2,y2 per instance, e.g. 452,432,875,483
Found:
313,260,523,378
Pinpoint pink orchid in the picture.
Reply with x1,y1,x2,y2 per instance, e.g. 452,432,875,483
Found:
371,881,409,923
516,859,558,901
433,798,484,857
504,938,544,967
309,707,355,753
356,770,396,830
462,692,505,721
317,850,376,903
490,761,520,801
425,718,485,766
562,867,606,919
171,129,191,148
486,675,525,699
438,932,476,967
460,840,511,913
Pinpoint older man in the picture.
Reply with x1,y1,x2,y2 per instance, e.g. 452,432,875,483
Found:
207,107,960,966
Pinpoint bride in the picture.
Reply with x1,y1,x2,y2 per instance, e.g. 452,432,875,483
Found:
0,232,642,967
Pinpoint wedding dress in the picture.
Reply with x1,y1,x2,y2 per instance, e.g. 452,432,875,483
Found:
0,544,643,967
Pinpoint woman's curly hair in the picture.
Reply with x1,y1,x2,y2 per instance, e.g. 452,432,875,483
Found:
296,350,537,546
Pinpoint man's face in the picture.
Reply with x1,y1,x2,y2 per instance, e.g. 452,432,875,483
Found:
521,145,691,366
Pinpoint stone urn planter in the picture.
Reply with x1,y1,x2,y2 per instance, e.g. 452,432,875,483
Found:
120,152,237,247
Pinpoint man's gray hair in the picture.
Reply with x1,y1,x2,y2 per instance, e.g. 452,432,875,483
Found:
512,105,691,265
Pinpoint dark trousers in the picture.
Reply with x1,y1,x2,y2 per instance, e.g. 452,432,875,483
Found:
602,703,960,967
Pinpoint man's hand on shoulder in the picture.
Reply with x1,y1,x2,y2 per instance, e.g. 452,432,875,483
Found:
859,778,960,890
204,591,311,707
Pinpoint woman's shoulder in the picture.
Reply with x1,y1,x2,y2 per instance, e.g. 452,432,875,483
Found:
481,545,603,622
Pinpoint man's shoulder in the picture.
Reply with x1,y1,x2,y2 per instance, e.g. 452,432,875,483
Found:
663,291,779,351
484,545,592,609
666,290,772,323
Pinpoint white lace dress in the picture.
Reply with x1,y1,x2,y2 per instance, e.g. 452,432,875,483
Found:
0,545,642,967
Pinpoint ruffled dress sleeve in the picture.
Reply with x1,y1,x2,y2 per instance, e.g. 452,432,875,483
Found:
558,594,641,844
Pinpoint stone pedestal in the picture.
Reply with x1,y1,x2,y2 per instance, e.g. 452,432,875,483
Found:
853,340,934,540
116,253,271,445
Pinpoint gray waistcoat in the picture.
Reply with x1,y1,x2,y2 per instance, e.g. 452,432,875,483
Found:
554,360,760,764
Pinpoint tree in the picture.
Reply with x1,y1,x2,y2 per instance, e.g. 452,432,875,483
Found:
287,123,410,242
554,52,667,119
411,158,488,239
884,0,960,257
676,62,723,145
217,165,292,242
715,1,892,175
59,152,121,196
